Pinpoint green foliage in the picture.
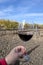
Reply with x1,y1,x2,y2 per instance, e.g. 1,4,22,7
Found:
39,24,43,29
34,24,43,29
10,22,18,29
0,20,19,29
24,23,34,29
24,23,30,29
34,24,38,29
0,20,43,29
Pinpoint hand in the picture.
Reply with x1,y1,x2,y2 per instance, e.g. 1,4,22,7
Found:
5,46,26,65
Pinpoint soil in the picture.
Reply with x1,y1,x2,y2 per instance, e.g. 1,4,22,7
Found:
0,34,43,65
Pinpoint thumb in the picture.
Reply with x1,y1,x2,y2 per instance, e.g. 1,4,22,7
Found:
18,52,23,58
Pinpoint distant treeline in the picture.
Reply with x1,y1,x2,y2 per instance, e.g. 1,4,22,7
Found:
0,20,43,29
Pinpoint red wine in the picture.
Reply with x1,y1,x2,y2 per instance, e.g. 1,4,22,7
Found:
18,33,33,41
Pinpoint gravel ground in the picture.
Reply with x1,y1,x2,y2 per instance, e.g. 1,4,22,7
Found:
0,34,43,65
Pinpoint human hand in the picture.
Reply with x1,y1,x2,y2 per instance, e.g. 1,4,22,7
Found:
5,46,26,65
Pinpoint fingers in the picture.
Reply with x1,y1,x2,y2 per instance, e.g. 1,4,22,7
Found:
14,46,26,54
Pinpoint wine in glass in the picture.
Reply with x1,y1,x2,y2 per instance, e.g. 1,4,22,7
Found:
18,21,34,62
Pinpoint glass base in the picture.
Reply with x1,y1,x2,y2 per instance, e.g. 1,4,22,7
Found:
23,54,30,62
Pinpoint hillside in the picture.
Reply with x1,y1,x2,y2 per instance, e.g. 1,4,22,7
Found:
0,20,43,29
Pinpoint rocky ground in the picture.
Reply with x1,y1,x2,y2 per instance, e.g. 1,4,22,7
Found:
0,33,43,65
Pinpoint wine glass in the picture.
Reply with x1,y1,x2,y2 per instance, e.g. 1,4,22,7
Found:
18,21,34,62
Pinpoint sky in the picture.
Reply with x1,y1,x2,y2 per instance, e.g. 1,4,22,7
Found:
0,0,43,24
